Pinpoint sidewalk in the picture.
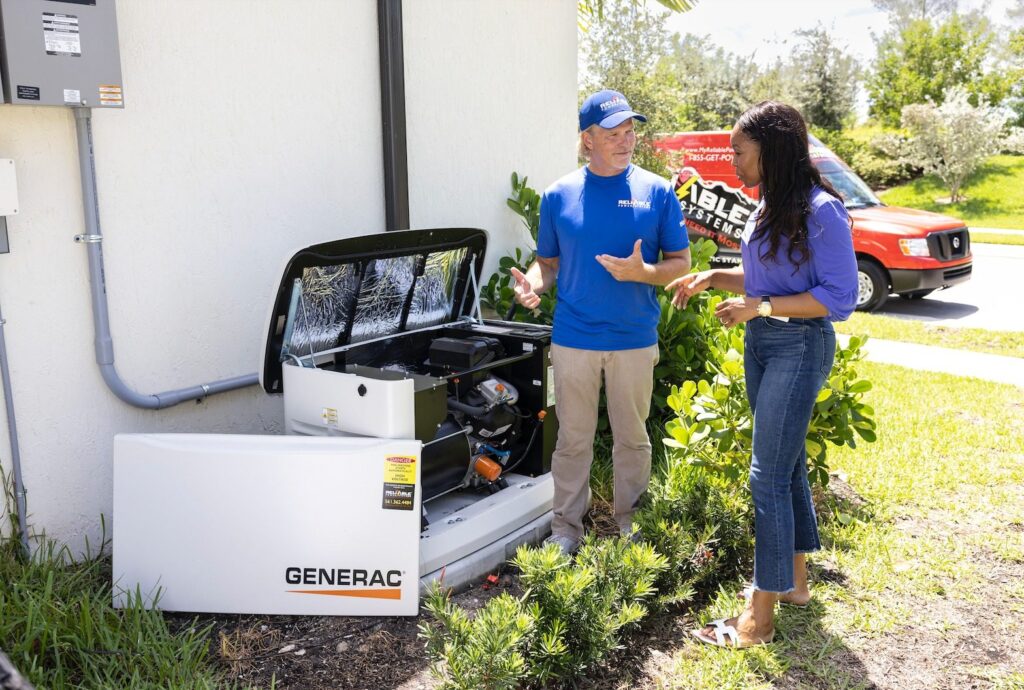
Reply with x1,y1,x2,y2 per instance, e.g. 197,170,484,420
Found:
837,334,1024,388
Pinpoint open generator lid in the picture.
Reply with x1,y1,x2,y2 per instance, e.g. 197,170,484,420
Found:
261,227,488,393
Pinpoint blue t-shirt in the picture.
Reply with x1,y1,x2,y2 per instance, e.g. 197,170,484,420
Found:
537,164,688,350
740,187,858,321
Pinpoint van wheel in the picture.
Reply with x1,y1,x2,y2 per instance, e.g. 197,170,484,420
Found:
899,289,934,300
856,260,888,312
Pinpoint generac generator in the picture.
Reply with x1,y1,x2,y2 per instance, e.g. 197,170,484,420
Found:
113,228,558,616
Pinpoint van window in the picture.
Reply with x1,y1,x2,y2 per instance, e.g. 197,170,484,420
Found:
813,158,882,209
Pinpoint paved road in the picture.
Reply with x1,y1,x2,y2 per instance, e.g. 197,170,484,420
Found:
872,243,1024,332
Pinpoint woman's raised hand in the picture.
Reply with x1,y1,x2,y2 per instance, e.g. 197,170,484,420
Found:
666,270,714,309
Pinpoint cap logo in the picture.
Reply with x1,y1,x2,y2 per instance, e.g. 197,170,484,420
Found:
600,96,627,111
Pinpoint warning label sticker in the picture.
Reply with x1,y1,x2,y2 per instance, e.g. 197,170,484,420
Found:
383,455,416,485
43,13,81,57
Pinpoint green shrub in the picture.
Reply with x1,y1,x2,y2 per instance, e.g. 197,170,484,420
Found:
421,454,754,689
419,589,534,690
664,318,876,489
480,172,555,324
634,458,752,605
420,537,668,690
652,237,720,410
814,128,917,189
807,335,877,485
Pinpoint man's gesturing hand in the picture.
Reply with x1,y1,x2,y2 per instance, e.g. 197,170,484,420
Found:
596,239,652,283
509,267,541,309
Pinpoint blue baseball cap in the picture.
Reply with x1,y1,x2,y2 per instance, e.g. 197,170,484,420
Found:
579,89,647,131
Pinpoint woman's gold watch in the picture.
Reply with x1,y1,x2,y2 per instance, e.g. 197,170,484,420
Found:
757,296,773,318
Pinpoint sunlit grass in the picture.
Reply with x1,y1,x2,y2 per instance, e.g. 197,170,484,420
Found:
879,155,1024,229
0,535,232,690
835,312,1024,359
659,362,1024,688
971,231,1024,246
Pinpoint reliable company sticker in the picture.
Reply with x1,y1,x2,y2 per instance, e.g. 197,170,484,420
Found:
382,455,416,510
673,167,757,264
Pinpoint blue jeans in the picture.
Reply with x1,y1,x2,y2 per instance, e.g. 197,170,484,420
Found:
744,316,835,593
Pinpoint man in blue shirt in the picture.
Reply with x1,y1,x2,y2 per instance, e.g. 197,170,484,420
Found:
510,89,691,554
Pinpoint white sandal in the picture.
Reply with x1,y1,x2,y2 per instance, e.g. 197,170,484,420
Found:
691,618,774,649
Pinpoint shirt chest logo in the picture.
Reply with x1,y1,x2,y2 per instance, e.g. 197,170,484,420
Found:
617,198,651,210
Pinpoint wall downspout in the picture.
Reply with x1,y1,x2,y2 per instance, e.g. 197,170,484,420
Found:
73,107,258,409
377,0,409,232
0,300,30,558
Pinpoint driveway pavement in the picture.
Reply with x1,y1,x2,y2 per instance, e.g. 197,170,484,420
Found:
873,243,1024,332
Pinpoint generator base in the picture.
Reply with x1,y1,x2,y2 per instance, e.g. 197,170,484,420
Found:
419,472,553,592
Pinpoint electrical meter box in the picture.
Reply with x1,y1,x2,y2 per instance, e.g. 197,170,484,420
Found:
0,0,123,107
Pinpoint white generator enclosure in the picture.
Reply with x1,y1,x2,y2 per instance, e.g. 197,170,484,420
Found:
113,434,423,616
114,228,558,616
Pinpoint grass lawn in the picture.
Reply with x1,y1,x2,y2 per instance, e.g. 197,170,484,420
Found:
971,231,1024,246
879,155,1024,230
0,533,229,689
649,362,1024,689
835,312,1024,359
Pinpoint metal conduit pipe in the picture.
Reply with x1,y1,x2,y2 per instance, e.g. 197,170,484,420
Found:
73,107,258,409
0,301,30,558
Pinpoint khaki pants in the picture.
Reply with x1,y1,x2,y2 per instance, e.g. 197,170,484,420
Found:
549,343,659,541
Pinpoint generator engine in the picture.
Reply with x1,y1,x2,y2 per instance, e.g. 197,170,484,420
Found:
425,336,540,497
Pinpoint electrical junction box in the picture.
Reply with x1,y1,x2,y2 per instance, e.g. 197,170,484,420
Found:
0,159,17,215
0,0,124,107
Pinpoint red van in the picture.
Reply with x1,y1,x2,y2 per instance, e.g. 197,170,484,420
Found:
655,132,972,311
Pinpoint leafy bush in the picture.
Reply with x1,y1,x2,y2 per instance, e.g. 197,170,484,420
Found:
899,86,1012,202
633,458,752,605
419,589,534,690
664,316,877,489
651,237,719,410
480,172,555,324
808,335,877,485
420,537,669,689
814,127,917,189
421,450,754,689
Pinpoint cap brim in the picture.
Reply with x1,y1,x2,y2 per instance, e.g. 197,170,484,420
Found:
599,110,647,128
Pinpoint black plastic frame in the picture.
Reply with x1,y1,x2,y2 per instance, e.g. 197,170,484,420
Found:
261,228,488,393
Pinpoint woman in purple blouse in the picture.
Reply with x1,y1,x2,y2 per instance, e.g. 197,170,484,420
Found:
668,101,858,648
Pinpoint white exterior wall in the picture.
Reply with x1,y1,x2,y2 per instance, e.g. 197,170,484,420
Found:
404,0,578,277
0,0,577,554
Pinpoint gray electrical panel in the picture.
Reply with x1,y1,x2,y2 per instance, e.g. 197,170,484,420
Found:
0,0,123,108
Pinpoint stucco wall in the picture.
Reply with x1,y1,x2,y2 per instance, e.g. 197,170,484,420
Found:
0,0,577,554
404,0,578,277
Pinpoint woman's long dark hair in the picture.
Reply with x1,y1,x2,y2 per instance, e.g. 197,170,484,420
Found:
736,101,844,268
